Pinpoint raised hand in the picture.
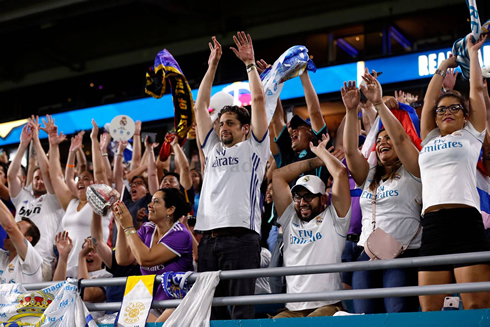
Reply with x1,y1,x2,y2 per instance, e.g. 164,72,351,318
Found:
405,92,418,104
341,80,361,111
117,140,128,154
48,124,66,145
112,200,133,228
394,90,406,104
41,114,55,134
208,36,222,67
90,119,99,140
134,120,142,136
310,134,330,156
256,59,271,74
468,34,488,55
136,207,148,222
144,135,159,149
100,132,111,152
55,231,73,260
79,237,95,257
360,73,383,105
20,124,32,145
230,31,255,65
28,115,41,139
70,132,84,152
443,68,459,91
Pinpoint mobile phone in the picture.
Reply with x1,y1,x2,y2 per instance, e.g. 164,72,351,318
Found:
141,132,157,144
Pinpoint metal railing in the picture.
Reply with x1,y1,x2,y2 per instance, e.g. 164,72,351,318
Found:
22,251,490,312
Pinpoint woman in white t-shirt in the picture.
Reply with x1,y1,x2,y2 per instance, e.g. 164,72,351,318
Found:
418,35,490,311
342,72,422,314
48,119,110,275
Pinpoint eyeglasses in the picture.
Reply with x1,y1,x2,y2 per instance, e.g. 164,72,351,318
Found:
129,180,145,188
293,193,319,203
435,104,464,115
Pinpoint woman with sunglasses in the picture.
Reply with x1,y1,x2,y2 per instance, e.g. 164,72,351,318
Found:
342,73,422,313
418,35,490,311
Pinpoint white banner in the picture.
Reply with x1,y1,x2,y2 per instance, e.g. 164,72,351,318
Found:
0,279,97,326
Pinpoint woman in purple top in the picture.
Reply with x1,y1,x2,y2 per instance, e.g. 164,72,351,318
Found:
112,187,194,321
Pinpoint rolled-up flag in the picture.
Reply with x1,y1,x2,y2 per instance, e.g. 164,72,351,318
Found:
261,46,316,124
452,0,488,79
145,49,194,140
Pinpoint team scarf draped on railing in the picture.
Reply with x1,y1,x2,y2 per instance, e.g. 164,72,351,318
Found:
361,102,422,166
0,280,96,327
115,275,154,327
145,49,194,141
452,0,490,79
260,46,316,124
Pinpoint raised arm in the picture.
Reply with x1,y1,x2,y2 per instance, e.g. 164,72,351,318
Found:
195,37,220,142
171,138,192,190
100,132,114,186
130,121,142,171
52,231,73,281
29,117,55,194
26,141,37,188
310,135,350,217
231,32,267,140
76,147,88,173
146,136,160,195
113,201,177,267
90,120,109,185
300,71,325,132
341,81,370,185
7,125,31,198
113,141,127,195
421,55,458,139
361,73,420,177
91,211,113,269
0,200,28,260
48,123,75,211
65,132,83,197
467,35,488,132
272,157,324,217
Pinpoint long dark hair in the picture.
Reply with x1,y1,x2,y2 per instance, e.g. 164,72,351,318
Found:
435,91,469,116
368,129,402,192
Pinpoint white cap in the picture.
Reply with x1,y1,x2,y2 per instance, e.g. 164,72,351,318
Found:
291,175,326,195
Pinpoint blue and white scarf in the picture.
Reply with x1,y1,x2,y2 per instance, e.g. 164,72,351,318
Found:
261,46,316,124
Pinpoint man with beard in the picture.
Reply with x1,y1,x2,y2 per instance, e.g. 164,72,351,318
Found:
0,200,42,284
7,119,63,281
193,33,269,320
272,136,351,318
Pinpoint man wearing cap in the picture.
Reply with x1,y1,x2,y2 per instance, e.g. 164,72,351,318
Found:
272,136,351,318
269,71,332,185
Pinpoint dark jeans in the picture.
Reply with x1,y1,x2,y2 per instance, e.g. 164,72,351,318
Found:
352,248,420,314
341,240,362,287
198,230,261,320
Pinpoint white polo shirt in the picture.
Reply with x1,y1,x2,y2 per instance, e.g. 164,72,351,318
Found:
0,242,43,284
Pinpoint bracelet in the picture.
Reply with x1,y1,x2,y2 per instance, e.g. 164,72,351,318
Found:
66,164,75,168
123,226,135,232
246,63,256,73
134,134,140,136
435,69,446,78
102,153,108,157
125,229,137,237
372,101,384,109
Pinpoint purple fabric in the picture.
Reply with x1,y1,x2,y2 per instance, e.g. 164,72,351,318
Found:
138,221,194,301
347,174,362,235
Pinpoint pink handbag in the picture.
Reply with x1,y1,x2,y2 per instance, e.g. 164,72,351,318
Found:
364,196,421,260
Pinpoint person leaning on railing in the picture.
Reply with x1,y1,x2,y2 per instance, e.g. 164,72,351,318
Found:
418,34,490,311
342,73,422,314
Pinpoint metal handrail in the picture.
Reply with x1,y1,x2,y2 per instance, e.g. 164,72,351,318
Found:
20,251,490,312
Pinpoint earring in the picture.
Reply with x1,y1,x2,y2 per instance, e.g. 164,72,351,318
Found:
166,215,170,218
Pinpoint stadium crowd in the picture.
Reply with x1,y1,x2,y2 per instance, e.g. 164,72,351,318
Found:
0,28,490,322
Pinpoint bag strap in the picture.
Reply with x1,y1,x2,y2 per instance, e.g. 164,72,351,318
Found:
371,192,376,230
402,222,422,251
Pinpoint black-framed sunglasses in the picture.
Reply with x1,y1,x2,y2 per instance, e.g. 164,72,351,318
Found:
293,193,320,203
435,104,464,116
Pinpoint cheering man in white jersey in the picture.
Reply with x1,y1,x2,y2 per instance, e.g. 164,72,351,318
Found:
272,135,351,318
194,32,270,320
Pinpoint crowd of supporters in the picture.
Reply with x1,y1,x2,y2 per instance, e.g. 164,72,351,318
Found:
0,29,489,322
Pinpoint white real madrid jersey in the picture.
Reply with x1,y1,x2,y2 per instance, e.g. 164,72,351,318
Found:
195,129,270,233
